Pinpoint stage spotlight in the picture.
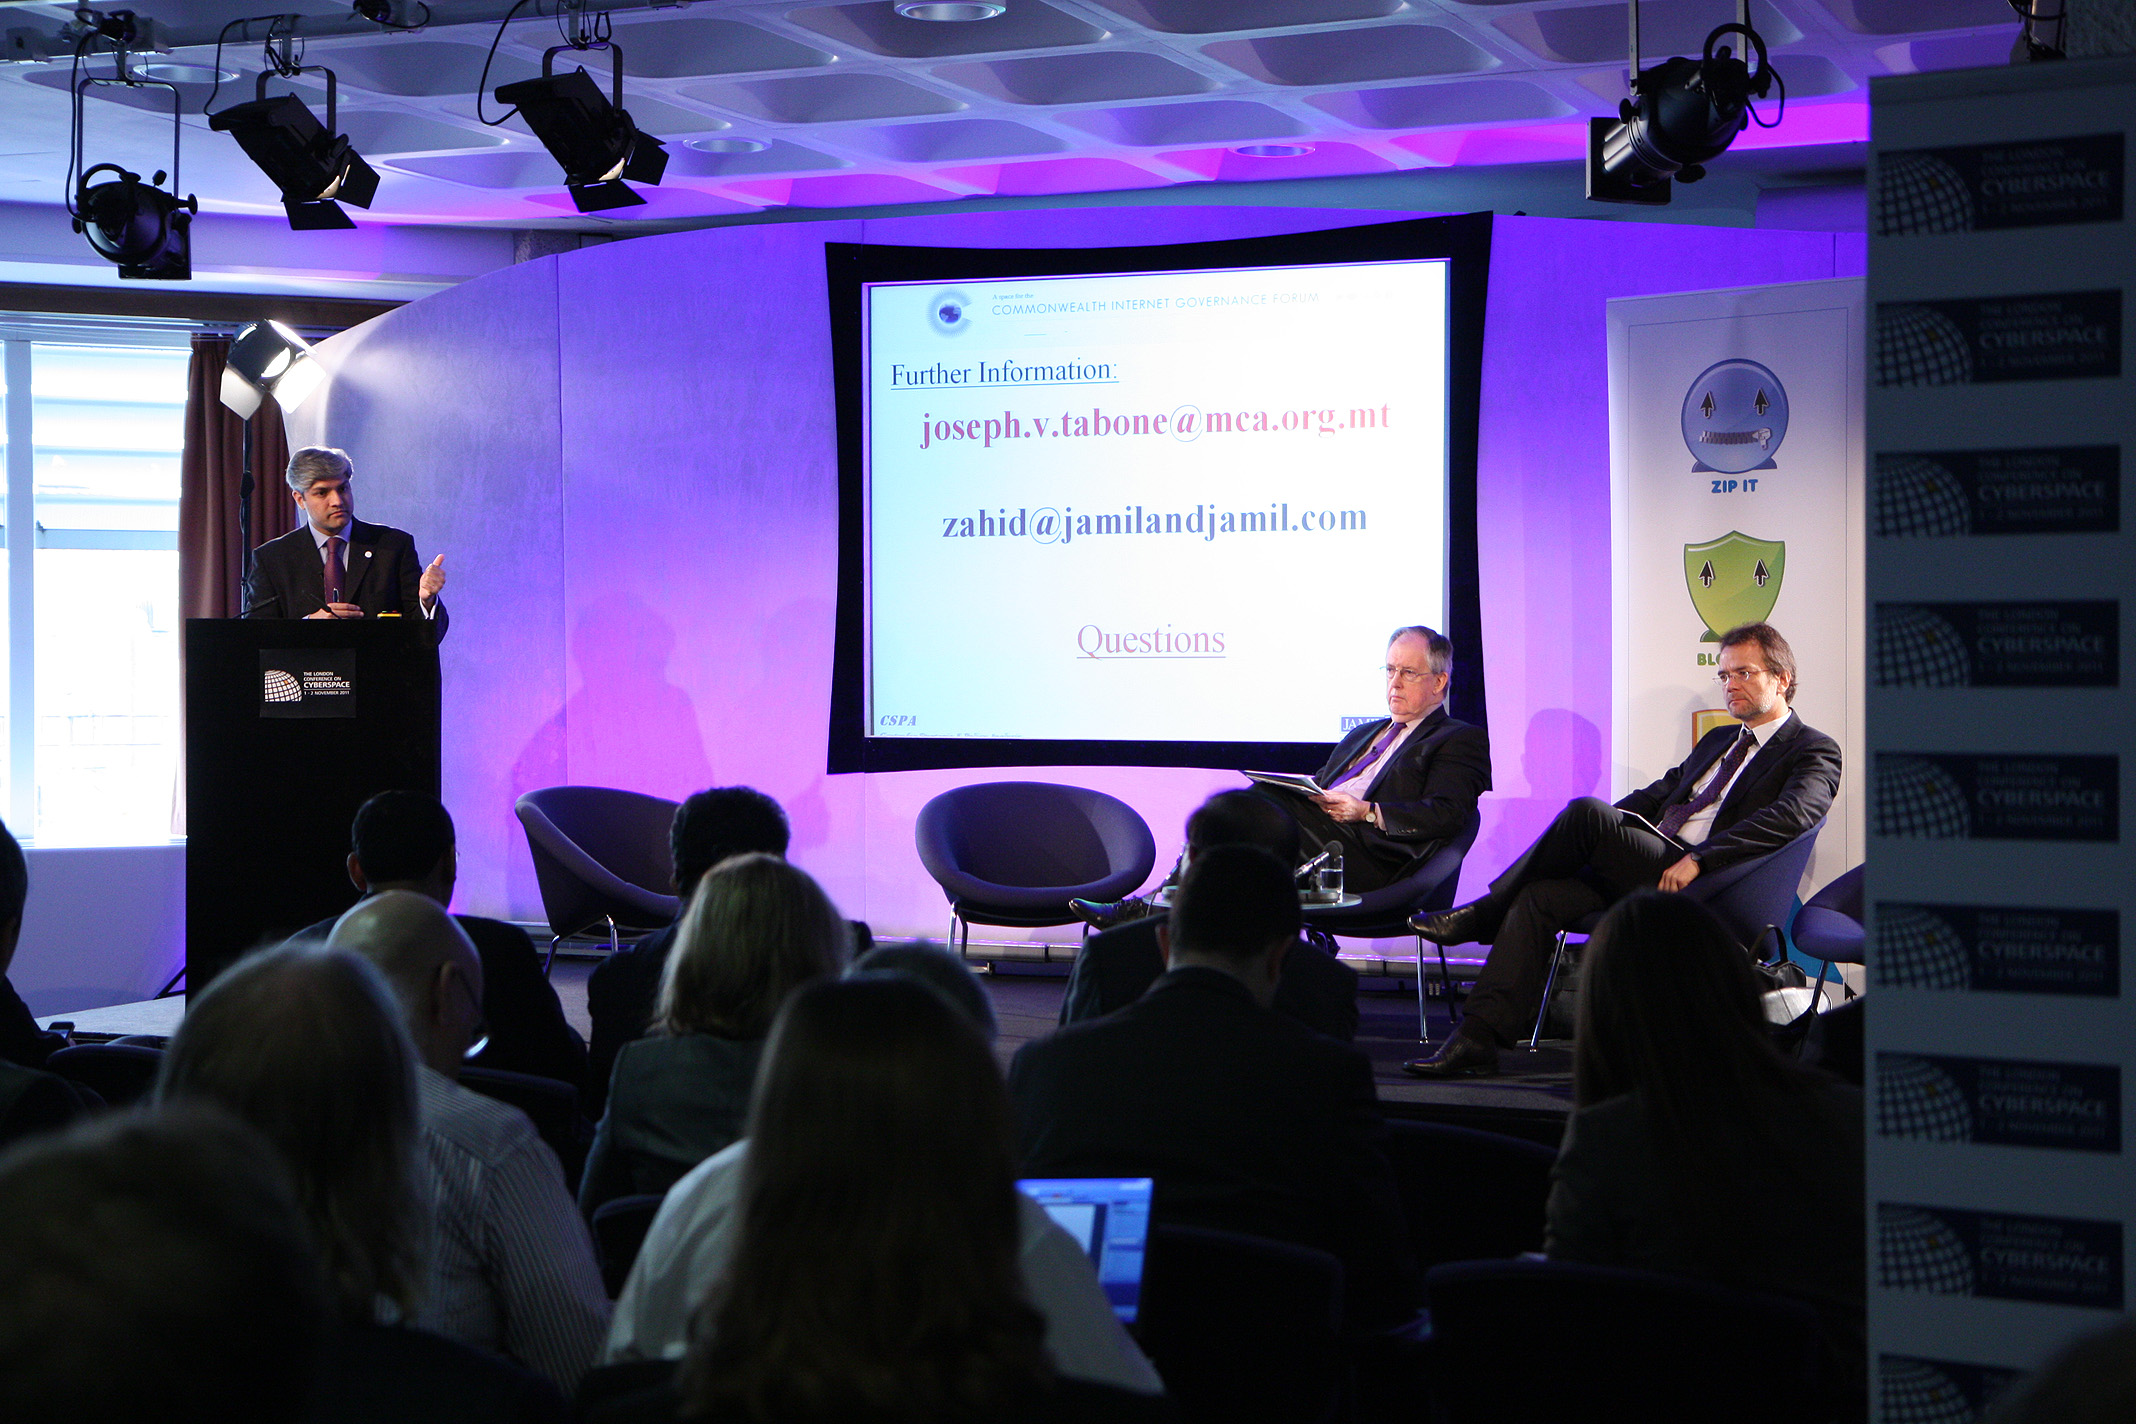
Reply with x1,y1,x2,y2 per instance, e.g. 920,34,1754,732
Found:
219,320,323,421
74,162,195,279
495,45,666,212
1586,5,1781,207
210,74,379,230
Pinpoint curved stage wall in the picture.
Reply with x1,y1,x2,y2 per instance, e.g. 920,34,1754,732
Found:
289,207,1863,935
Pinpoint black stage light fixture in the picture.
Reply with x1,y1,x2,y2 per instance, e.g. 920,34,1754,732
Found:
69,38,196,279
495,43,666,212
1587,1,1781,206
75,161,195,278
211,57,378,230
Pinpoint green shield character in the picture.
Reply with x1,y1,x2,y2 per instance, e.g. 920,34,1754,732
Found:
1684,531,1785,642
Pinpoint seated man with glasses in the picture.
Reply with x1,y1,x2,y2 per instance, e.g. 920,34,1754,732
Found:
1402,621,1839,1079
1073,625,1490,929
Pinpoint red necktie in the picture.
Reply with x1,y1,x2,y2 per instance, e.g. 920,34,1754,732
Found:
325,535,345,606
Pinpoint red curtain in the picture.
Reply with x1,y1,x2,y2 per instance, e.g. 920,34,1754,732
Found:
178,333,295,621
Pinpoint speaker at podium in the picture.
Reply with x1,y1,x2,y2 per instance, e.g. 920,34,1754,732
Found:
185,617,440,993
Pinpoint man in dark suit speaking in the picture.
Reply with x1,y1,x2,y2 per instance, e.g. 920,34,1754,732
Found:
1404,621,1841,1079
244,446,448,641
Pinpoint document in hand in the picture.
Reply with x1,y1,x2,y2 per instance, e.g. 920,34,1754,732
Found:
1244,771,1323,797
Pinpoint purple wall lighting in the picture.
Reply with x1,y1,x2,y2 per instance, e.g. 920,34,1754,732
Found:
291,206,1864,939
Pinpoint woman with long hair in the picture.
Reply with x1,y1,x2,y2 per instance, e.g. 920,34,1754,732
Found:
580,853,850,1214
675,975,1164,1424
1550,890,1864,1397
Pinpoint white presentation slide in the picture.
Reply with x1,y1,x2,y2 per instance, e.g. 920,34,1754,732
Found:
864,258,1449,745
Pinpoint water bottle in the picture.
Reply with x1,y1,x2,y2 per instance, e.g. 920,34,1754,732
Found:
1317,846,1344,902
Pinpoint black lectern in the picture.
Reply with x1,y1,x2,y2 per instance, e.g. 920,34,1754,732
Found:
186,618,440,992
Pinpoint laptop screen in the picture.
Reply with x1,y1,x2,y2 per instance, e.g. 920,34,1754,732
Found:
1018,1177,1154,1323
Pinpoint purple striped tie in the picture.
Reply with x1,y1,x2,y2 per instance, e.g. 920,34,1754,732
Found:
1338,720,1405,783
1657,731,1754,840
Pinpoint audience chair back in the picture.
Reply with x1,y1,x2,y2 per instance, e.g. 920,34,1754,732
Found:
1424,1257,1827,1424
1791,864,1865,1016
1302,809,1482,1043
515,788,682,962
914,782,1156,952
1133,1224,1345,1424
589,1194,663,1298
44,1042,164,1108
457,1065,588,1193
1382,1120,1555,1273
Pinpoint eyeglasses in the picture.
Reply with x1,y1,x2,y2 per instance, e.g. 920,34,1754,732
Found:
1382,665,1436,684
1714,667,1771,685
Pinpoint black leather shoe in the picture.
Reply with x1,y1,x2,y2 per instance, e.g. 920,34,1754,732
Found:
1070,896,1155,931
1411,900,1494,946
1400,1033,1500,1079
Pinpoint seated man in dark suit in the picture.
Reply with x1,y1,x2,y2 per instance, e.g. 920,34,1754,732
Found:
1404,621,1841,1079
243,446,449,640
293,791,588,1094
1061,789,1358,1042
584,786,792,1117
1011,844,1418,1330
0,817,65,1072
1075,624,1489,929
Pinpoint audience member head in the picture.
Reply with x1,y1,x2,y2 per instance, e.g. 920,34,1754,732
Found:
0,1105,329,1423
348,789,456,904
286,445,354,495
682,976,1048,1424
671,786,790,899
849,940,997,1043
1982,1318,2136,1424
155,944,425,1324
1574,890,1774,1110
1165,843,1300,1006
0,816,23,976
1184,787,1302,867
657,852,847,1040
328,889,485,1078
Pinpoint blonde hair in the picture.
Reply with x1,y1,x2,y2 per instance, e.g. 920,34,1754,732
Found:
657,853,848,1039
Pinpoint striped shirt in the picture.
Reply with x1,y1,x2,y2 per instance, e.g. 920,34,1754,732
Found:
414,1066,612,1392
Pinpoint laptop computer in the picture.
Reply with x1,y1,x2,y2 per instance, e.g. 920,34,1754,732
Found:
1018,1176,1154,1323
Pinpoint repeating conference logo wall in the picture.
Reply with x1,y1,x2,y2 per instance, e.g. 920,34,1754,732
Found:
1873,446,2119,538
1874,601,2118,688
1877,1052,2121,1152
1874,753,2118,841
1875,290,2122,386
1874,903,2119,996
1877,1355,2025,1424
1878,1203,2124,1310
1875,133,2124,236
259,650,356,719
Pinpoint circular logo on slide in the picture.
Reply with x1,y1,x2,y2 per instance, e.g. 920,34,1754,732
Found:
1680,358,1788,474
928,289,973,336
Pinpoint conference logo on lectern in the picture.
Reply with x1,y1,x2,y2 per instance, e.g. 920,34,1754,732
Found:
259,649,357,720
1681,359,1788,474
928,290,974,337
1877,1355,2025,1424
1877,1202,2124,1309
1683,531,1783,641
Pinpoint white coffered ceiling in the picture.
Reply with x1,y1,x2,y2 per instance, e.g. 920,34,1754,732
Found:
0,0,2021,229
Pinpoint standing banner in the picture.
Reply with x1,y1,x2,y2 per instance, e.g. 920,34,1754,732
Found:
1608,278,1866,896
1867,57,2135,1422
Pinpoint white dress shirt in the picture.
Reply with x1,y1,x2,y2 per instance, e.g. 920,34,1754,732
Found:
1677,709,1791,848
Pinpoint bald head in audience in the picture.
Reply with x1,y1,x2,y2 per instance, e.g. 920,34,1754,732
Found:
329,890,485,1080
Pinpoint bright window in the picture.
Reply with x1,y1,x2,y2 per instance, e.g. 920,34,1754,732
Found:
2,331,187,847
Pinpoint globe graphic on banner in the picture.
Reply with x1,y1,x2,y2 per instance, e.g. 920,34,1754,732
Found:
1875,756,1971,839
1680,359,1789,474
1875,454,1970,537
1880,1359,1985,1424
1878,1054,1973,1142
1878,1205,1975,1295
1875,605,1971,687
1876,150,1976,236
1875,905,1969,990
929,289,973,336
1877,305,1972,387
